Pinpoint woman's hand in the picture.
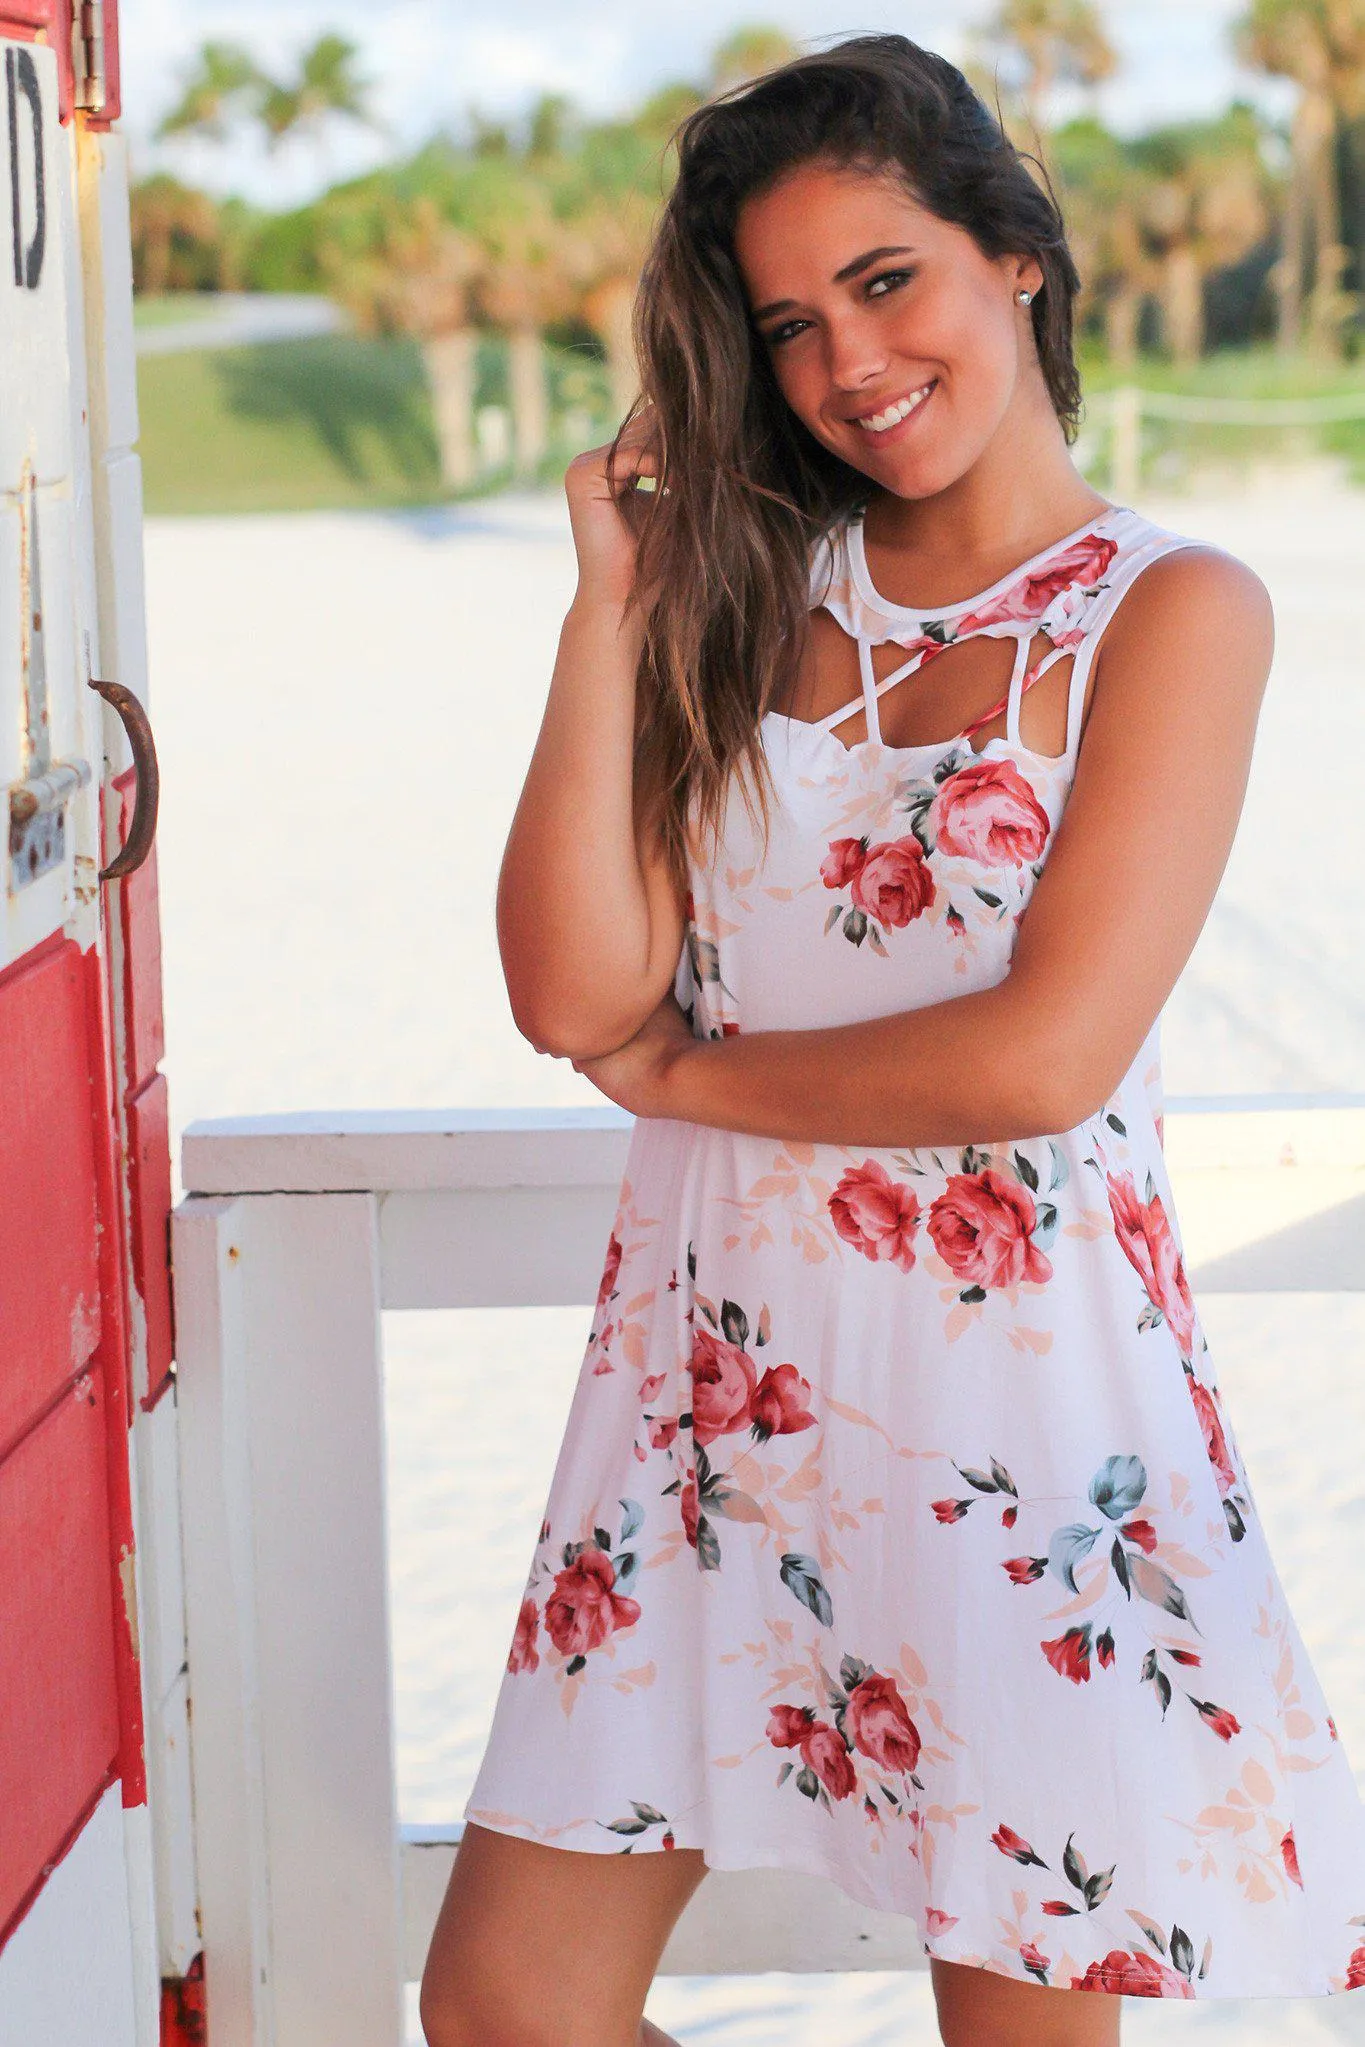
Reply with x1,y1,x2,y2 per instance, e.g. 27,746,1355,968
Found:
572,992,696,1118
563,404,665,613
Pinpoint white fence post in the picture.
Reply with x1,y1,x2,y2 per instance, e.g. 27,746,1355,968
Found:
172,1191,403,2047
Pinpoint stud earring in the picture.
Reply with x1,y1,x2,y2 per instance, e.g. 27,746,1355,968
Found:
1017,288,1034,305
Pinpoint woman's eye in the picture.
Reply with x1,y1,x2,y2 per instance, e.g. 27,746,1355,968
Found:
765,318,809,347
867,268,914,298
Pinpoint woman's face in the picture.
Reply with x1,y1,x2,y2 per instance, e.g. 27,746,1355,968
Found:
733,158,1046,499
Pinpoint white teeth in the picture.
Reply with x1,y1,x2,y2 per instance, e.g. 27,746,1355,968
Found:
857,383,933,433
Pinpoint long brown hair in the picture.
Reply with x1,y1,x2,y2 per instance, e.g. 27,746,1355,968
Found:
617,32,1084,897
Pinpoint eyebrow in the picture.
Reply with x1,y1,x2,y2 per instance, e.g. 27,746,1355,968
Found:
750,245,918,323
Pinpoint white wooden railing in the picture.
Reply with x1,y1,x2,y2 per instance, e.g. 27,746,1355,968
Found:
169,1097,1365,2047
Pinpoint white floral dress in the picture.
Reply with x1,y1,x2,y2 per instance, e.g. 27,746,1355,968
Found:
464,503,1365,1999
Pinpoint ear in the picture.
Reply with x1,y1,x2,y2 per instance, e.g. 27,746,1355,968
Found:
1012,255,1044,300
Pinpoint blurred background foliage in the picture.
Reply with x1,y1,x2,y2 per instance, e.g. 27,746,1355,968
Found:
130,10,1365,512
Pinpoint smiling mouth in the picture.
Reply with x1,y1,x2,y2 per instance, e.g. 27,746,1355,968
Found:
853,380,937,434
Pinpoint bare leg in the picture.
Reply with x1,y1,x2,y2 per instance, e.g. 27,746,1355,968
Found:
930,1954,1122,2047
419,1819,706,2047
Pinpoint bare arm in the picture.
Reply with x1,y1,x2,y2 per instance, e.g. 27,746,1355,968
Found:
497,422,686,1060
574,546,1274,1144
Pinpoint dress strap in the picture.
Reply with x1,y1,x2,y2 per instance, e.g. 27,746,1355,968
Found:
817,639,938,739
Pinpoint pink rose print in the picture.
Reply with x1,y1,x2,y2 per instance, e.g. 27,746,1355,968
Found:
844,1671,922,1773
1187,1379,1236,1497
680,1470,700,1549
804,1722,858,1800
1071,1950,1196,1998
1106,1168,1195,1354
829,1159,922,1271
688,1324,757,1446
749,1360,817,1442
820,838,866,889
544,1546,641,1658
821,834,935,950
766,1705,856,1801
1282,1826,1303,1888
928,1168,1053,1289
956,533,1118,635
849,838,935,928
595,1230,623,1312
929,756,1051,866
508,1595,540,1674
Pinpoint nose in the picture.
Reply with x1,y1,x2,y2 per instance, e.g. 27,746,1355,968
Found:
824,311,890,392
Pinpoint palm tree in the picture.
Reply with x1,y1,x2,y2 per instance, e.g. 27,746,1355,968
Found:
972,0,1117,135
1052,117,1158,365
154,41,264,145
259,34,382,181
1129,111,1273,364
1234,0,1365,354
129,173,225,294
318,192,483,490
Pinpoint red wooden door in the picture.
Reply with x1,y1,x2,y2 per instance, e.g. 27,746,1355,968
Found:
0,0,153,1982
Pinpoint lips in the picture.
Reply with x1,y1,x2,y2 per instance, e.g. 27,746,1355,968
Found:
852,380,936,434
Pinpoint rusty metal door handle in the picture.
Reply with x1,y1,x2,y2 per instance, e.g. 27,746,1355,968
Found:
89,676,160,880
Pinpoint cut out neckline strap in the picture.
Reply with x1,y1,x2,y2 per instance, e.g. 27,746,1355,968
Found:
845,499,1128,622
805,501,1137,754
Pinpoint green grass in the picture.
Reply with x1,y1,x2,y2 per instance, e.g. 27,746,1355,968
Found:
133,292,231,331
137,334,449,514
136,331,1365,516
1078,344,1365,491
135,330,613,515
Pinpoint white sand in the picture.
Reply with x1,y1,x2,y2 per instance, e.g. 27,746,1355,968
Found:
144,472,1365,2043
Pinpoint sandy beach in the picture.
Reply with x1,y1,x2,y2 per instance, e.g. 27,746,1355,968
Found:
145,469,1365,2043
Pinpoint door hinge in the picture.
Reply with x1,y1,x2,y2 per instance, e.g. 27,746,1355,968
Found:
71,0,107,114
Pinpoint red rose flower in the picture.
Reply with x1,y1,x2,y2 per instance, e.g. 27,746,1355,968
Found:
1106,1168,1196,1354
1042,1626,1092,1682
544,1546,641,1658
1188,1379,1237,1496
957,534,1119,634
1070,1949,1195,1998
595,1231,623,1311
679,1472,699,1548
648,1414,679,1451
766,1704,813,1749
688,1324,757,1446
844,1671,921,1773
508,1595,540,1673
804,1722,857,1800
829,1158,922,1271
928,1167,1052,1288
929,756,1051,866
749,1360,817,1441
849,835,935,928
820,836,867,889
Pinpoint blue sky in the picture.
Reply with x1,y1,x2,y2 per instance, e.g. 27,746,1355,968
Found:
120,0,1295,207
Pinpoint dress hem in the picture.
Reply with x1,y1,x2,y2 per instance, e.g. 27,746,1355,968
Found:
460,1809,1362,2002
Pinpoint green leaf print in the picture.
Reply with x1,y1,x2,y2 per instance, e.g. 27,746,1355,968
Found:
720,1299,749,1348
1090,1454,1147,1521
1048,1522,1104,1594
780,1551,834,1627
1013,1148,1039,1191
619,1498,644,1542
695,1515,722,1572
1046,1139,1070,1191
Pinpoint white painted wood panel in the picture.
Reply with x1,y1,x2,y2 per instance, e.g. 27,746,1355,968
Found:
0,1785,139,2047
174,1192,404,2047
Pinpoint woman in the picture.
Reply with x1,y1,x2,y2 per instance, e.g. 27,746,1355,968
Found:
421,33,1365,2047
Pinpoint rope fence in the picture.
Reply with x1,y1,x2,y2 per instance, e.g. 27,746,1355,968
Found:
1083,382,1365,496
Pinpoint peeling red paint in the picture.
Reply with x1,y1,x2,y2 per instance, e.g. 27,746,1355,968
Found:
160,1952,207,2046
